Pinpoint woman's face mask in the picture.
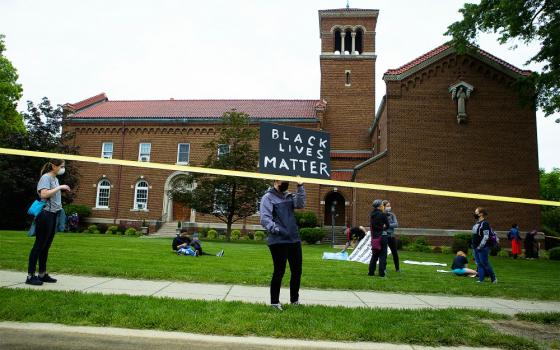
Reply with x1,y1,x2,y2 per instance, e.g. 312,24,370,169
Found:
57,166,65,176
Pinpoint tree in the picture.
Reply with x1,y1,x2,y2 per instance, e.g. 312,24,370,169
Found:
540,168,560,236
0,34,25,136
446,0,560,122
0,98,80,229
169,110,269,239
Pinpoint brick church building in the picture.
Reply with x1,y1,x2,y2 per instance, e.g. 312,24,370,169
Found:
63,8,540,237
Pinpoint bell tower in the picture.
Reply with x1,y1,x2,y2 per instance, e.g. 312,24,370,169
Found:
319,8,378,150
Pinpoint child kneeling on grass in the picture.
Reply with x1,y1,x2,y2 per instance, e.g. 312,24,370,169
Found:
451,251,478,277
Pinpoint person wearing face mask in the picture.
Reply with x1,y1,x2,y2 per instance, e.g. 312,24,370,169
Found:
26,159,71,286
382,200,400,272
259,179,306,311
471,207,497,284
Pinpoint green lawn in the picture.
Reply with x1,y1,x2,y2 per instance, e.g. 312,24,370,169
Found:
0,288,539,350
1,231,559,300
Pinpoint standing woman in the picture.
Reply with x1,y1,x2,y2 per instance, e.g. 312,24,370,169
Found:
471,207,497,284
260,179,306,311
382,200,400,272
26,159,71,285
368,199,390,277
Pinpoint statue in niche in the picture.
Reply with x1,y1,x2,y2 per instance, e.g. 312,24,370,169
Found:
448,81,473,124
456,86,467,123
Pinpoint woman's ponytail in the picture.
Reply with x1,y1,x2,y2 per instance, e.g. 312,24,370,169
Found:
40,159,64,176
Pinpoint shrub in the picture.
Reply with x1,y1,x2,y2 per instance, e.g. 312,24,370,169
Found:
432,246,442,253
97,223,108,234
295,211,318,228
441,246,453,255
124,228,138,236
218,235,226,240
83,224,98,234
207,229,217,239
63,204,92,219
117,224,127,234
254,231,265,241
300,227,326,244
231,230,241,240
405,236,431,253
105,225,119,235
247,231,255,240
549,247,560,261
93,230,101,235
397,236,411,250
490,244,501,256
199,226,209,238
452,233,471,254
240,235,249,240
497,249,510,258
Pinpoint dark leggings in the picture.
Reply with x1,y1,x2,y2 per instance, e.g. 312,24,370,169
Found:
268,242,302,304
369,235,388,276
28,210,57,275
387,236,400,271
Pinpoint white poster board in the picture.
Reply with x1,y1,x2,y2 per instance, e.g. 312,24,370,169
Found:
348,231,392,264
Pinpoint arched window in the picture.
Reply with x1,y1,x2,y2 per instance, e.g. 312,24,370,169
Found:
334,28,342,53
355,28,363,54
344,29,352,54
96,179,111,208
134,180,149,210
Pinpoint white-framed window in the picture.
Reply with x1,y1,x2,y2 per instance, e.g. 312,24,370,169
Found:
96,179,111,208
177,143,190,164
212,186,229,214
134,180,149,210
138,143,151,162
217,144,230,159
102,142,113,159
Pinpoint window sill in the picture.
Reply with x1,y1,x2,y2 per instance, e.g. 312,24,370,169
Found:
176,162,190,166
130,209,149,212
93,207,111,211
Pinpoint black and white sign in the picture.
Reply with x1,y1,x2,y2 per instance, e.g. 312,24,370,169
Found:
259,123,331,179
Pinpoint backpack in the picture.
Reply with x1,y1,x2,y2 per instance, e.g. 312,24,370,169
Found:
478,221,499,248
488,225,500,248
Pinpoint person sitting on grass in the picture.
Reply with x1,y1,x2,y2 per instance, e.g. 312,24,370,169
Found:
451,251,478,277
172,231,223,257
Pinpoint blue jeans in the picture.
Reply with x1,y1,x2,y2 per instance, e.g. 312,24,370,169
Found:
474,247,496,282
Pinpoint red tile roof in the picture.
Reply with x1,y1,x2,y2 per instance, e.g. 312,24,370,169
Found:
67,98,321,120
330,151,372,159
331,170,353,182
64,93,108,112
384,44,531,77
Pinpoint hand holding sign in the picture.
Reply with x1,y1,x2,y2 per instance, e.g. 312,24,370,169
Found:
259,123,331,180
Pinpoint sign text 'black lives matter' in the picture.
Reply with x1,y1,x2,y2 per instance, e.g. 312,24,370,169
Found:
259,123,331,179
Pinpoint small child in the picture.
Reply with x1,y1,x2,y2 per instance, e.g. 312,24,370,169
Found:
451,251,478,277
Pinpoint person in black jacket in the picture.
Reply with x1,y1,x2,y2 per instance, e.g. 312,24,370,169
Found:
471,207,497,283
368,199,390,277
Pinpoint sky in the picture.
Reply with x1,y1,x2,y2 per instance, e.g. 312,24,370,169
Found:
1,0,558,170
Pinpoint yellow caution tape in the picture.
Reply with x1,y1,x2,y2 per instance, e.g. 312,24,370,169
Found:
0,147,558,207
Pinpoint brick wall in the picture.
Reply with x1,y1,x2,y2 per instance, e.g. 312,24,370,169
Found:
358,53,540,231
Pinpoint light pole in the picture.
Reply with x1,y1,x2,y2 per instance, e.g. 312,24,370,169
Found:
331,200,337,247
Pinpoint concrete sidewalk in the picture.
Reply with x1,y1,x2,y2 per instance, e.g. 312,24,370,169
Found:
0,321,501,350
2,269,559,315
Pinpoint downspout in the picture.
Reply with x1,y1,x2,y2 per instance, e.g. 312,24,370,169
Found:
114,122,125,224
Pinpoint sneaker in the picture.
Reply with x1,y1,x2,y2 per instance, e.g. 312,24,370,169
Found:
291,301,301,306
270,303,283,311
39,274,57,283
492,278,498,284
25,276,43,286
216,249,224,257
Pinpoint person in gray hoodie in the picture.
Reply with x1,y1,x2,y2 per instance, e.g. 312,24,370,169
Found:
260,179,306,311
382,200,400,272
